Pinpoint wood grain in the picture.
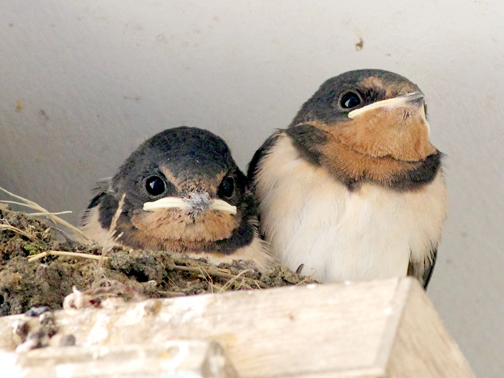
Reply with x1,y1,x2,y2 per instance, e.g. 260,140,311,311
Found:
0,278,475,378
0,340,237,378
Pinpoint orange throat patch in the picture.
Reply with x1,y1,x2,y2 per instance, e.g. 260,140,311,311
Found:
319,141,418,183
123,208,240,252
309,104,437,184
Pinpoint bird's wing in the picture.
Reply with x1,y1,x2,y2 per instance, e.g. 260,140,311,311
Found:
79,177,113,227
247,132,282,183
246,132,283,241
408,248,437,289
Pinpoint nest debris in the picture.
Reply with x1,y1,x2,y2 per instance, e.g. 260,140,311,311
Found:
0,193,316,317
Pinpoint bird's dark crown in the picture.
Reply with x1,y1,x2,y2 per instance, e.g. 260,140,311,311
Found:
112,126,246,209
290,69,421,126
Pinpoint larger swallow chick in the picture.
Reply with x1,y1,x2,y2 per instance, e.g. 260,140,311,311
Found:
81,127,272,271
249,69,447,287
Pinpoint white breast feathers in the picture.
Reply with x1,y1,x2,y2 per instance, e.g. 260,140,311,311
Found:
255,134,446,283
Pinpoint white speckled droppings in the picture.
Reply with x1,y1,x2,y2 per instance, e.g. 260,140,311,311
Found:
56,363,76,377
86,313,111,345
158,297,210,326
115,303,146,326
177,298,209,325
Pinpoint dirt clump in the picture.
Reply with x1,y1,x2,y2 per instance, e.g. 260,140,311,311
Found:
0,208,316,316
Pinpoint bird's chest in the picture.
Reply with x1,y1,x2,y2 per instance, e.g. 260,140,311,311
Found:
256,136,445,283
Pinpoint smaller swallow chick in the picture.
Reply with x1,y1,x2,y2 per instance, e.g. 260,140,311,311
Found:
81,127,272,271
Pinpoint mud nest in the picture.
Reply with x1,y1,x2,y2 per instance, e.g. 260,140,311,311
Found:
0,208,315,316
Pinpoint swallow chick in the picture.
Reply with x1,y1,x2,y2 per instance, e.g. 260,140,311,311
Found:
249,69,447,288
81,126,272,271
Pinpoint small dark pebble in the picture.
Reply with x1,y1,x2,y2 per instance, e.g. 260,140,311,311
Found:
25,306,50,317
26,330,46,348
39,312,57,337
13,321,30,342
39,311,54,325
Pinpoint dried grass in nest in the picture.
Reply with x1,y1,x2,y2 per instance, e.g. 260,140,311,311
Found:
0,186,316,316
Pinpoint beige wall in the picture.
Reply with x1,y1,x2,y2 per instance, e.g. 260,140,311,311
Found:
1,1,502,376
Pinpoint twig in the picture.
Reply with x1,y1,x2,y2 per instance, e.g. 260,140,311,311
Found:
171,264,234,278
219,269,253,292
197,266,215,293
91,194,126,290
28,211,72,216
0,186,92,243
28,251,109,263
109,194,125,238
0,200,44,211
0,201,71,217
157,290,187,297
0,224,35,240
170,264,269,289
100,193,125,257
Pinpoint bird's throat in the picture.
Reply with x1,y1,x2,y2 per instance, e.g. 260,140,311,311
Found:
122,209,240,251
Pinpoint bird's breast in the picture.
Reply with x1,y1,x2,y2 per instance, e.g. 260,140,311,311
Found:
256,134,446,283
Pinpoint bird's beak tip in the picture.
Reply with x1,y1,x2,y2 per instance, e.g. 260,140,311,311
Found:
348,91,425,119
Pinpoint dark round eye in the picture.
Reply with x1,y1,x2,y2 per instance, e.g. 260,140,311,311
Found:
339,91,362,109
145,176,166,197
218,177,235,199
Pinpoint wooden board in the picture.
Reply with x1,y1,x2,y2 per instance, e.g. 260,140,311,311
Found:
0,277,475,378
0,340,237,378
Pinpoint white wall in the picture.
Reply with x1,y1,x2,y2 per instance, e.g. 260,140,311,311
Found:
1,1,502,376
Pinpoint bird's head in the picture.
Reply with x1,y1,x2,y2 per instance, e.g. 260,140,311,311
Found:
102,127,254,252
287,69,439,187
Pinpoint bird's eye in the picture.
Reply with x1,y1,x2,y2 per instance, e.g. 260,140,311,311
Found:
218,177,235,199
145,176,166,197
339,91,362,109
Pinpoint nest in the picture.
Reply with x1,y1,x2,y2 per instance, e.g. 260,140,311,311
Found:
0,187,315,316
